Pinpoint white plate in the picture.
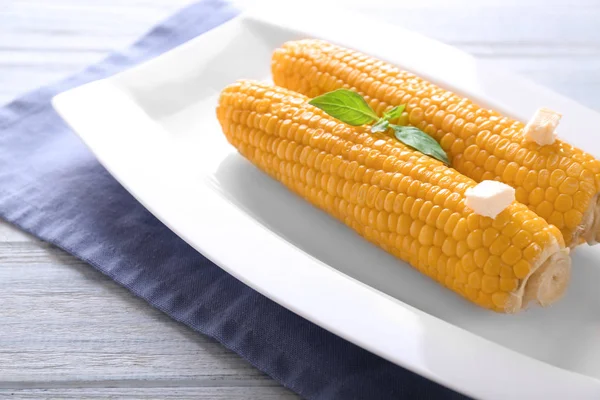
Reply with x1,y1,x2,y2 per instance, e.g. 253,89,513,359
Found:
52,3,600,399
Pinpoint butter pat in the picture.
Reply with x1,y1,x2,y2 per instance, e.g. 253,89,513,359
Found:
465,181,516,218
523,108,562,146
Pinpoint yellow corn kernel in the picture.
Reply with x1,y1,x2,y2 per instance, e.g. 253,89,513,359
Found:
489,235,511,256
482,275,500,294
565,209,583,230
483,255,502,276
500,277,519,292
501,246,523,265
468,269,483,289
462,252,477,273
512,230,533,248
482,227,500,247
491,292,510,309
466,229,483,250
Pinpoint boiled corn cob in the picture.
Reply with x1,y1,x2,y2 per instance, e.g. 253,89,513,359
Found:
271,39,600,247
216,80,571,313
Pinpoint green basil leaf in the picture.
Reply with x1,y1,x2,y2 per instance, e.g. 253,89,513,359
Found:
370,118,389,133
308,89,378,126
383,104,405,121
391,125,450,165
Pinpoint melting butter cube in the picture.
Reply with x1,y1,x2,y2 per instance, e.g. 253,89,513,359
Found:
523,108,562,146
465,181,516,218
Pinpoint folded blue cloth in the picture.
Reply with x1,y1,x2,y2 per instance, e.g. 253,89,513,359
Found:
0,1,468,398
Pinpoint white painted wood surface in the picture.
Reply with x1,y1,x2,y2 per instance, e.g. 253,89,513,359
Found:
0,0,599,398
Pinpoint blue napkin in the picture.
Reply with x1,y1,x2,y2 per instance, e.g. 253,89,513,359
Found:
0,1,468,398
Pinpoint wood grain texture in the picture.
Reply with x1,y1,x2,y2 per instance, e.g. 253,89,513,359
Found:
0,0,598,398
0,240,297,398
0,388,299,399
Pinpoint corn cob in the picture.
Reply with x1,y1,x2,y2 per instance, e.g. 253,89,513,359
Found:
271,39,600,247
216,80,571,313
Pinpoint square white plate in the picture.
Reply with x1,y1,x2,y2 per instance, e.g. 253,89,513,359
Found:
52,3,600,399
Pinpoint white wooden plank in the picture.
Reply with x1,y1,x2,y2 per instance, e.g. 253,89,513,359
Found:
13,0,193,10
0,387,298,399
0,50,106,69
0,221,35,243
0,34,140,52
2,3,190,31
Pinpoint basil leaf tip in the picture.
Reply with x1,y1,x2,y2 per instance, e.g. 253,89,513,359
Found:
370,118,389,133
308,89,378,126
391,125,450,165
383,104,405,121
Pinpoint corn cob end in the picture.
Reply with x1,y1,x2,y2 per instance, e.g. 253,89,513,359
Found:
519,248,571,311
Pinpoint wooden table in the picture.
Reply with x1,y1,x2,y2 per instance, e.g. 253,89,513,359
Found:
1,0,598,398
